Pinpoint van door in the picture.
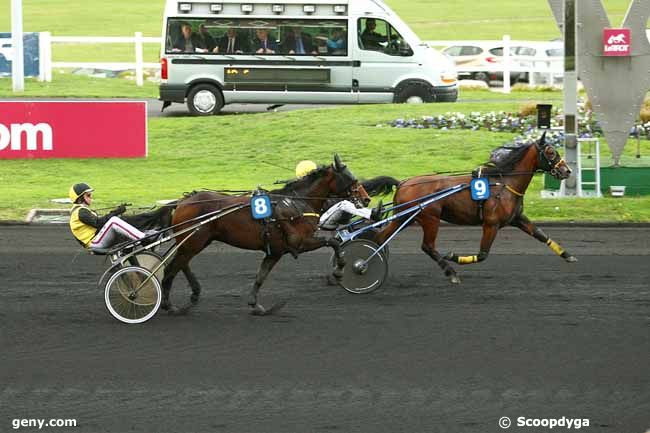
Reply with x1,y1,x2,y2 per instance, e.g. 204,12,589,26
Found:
353,17,418,103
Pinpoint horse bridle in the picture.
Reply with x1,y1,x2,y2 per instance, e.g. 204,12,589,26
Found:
325,164,367,208
537,144,565,177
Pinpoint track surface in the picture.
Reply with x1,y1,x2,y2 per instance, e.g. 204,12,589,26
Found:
1,225,649,433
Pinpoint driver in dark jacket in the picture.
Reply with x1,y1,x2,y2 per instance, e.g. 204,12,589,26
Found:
68,183,148,250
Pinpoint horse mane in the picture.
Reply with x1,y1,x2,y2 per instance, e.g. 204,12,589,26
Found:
270,165,330,195
479,143,535,174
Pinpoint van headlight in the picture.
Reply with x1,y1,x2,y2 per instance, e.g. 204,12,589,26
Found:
441,71,457,84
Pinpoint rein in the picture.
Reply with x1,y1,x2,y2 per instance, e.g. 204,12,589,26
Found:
396,170,544,189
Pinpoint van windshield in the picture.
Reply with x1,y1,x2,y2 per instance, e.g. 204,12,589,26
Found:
166,18,348,56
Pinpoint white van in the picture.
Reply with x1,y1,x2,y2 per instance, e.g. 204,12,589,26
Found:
160,0,458,115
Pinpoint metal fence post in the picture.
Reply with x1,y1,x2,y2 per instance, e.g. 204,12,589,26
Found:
135,31,143,86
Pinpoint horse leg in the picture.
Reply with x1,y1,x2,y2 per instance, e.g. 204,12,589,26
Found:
299,235,345,279
160,255,183,313
419,218,461,284
511,214,577,262
181,264,202,305
444,223,498,266
161,250,197,314
247,254,282,316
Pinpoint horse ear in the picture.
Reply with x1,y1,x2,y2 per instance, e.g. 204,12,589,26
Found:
334,154,343,171
539,131,546,147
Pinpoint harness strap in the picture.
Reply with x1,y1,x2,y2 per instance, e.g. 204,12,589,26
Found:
505,184,524,197
302,213,320,218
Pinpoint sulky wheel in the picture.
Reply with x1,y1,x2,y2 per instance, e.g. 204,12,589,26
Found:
330,228,389,268
97,251,164,291
354,228,389,259
125,251,165,283
337,239,389,294
104,266,162,324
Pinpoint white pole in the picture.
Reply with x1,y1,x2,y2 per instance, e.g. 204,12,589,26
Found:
135,32,143,86
11,0,25,92
42,31,52,82
529,65,536,87
38,32,45,81
502,34,511,93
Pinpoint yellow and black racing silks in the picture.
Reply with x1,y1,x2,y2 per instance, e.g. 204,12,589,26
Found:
69,204,123,247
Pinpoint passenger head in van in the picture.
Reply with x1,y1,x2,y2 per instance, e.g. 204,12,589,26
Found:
281,27,317,55
198,24,217,52
326,30,347,54
173,24,207,53
217,28,245,54
255,29,277,54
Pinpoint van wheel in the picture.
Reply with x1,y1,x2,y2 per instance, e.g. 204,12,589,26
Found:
187,84,224,116
394,81,436,104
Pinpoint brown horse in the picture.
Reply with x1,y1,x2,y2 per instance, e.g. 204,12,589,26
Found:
374,133,575,284
161,155,370,315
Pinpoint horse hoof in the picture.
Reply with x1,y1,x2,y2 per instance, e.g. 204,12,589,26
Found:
250,304,267,316
565,255,578,263
325,274,338,286
450,275,461,284
166,305,180,315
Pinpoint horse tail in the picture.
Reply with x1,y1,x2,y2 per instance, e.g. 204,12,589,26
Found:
362,176,401,196
124,202,177,231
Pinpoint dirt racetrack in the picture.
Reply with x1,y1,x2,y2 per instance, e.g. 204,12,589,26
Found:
1,224,649,433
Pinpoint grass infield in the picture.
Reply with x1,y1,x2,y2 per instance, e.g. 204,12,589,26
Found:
1,97,649,222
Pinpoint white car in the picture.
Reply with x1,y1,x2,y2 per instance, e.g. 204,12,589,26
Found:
443,40,563,85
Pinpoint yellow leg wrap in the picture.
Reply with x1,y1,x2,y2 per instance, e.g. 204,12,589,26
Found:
458,255,478,264
546,239,565,256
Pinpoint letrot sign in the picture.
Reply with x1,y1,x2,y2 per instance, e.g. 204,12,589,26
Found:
0,101,147,159
603,28,631,56
549,0,650,166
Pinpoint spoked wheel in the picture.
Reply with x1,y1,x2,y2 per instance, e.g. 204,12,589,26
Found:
337,240,389,294
104,266,162,324
126,251,165,282
97,251,165,291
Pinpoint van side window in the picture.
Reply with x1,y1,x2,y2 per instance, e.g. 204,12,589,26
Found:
358,18,412,56
165,18,348,56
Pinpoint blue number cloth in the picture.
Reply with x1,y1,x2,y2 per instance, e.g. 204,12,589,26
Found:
470,178,490,201
251,194,272,219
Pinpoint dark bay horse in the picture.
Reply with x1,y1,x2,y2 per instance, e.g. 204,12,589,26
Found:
161,155,370,315
374,133,576,284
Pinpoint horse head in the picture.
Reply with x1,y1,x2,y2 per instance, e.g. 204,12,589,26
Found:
329,154,371,206
535,132,571,180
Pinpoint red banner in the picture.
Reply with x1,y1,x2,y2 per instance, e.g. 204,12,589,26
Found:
0,101,147,159
603,28,631,56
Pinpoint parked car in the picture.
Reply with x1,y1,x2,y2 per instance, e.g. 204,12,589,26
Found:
443,41,563,85
442,43,524,85
441,43,493,83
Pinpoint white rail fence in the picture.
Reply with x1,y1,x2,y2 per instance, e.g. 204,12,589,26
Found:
37,32,563,91
40,32,161,86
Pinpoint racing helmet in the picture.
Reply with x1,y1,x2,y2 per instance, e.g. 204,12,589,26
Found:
295,160,317,177
68,183,94,203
